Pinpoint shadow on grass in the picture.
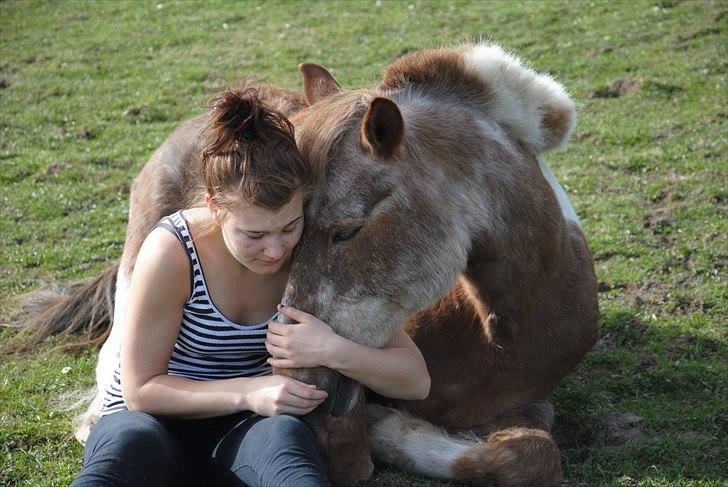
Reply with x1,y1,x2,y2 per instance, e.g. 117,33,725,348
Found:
551,305,728,485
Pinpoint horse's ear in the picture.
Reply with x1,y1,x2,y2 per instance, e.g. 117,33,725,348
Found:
360,97,404,161
299,63,342,105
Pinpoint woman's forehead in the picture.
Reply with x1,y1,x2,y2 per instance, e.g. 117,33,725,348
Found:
229,191,303,229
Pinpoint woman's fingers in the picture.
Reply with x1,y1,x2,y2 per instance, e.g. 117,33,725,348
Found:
281,391,325,409
265,342,287,359
286,380,328,401
276,305,313,324
265,332,286,347
267,357,294,368
267,321,290,337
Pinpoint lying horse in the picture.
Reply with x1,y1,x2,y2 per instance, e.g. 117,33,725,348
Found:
19,44,597,486
281,43,598,486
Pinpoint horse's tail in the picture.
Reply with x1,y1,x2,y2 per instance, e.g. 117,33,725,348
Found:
365,404,561,487
3,262,119,354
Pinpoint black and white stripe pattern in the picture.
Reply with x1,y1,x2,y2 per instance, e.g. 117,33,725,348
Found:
102,211,272,416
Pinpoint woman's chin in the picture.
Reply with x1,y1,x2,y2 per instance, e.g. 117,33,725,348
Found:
251,257,286,274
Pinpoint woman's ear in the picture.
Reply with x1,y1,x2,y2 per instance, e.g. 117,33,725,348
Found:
205,195,220,219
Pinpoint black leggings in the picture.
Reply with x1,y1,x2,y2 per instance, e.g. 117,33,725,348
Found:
71,410,330,487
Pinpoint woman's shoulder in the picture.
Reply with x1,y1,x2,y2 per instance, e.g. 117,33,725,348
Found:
129,225,193,303
136,218,193,281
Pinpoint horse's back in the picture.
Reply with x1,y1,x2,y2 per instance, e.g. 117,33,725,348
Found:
120,115,207,273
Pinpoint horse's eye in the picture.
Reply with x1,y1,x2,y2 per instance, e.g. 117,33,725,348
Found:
332,226,362,244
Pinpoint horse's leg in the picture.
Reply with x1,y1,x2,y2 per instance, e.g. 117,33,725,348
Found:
466,399,555,438
366,402,561,487
452,425,561,487
312,401,374,487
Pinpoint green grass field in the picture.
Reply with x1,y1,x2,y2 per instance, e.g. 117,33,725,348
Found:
1,0,726,485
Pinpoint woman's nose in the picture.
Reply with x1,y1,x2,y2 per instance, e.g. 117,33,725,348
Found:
264,239,285,260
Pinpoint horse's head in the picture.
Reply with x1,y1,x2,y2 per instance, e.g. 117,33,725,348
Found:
277,44,577,416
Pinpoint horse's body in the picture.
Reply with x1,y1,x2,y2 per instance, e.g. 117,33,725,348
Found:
32,44,596,486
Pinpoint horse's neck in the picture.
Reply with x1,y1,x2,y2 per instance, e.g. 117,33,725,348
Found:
459,158,573,329
402,97,575,328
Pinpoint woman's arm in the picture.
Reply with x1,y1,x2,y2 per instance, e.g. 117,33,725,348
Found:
266,306,431,400
121,229,327,419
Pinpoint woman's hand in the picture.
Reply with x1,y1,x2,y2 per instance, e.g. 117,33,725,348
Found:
266,306,430,401
266,305,342,369
243,375,328,416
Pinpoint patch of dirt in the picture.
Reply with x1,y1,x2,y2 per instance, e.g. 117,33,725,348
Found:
46,164,66,176
0,77,7,89
598,282,612,292
625,281,657,309
636,352,658,372
595,412,645,446
574,130,598,143
593,334,616,352
589,78,642,98
598,281,627,293
643,207,675,234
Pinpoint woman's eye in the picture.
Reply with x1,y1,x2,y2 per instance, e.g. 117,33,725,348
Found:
246,233,264,240
332,227,362,244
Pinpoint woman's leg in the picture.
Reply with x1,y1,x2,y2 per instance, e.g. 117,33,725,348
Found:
211,414,330,487
71,411,189,487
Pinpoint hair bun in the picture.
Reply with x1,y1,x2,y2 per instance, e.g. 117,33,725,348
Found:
204,87,264,154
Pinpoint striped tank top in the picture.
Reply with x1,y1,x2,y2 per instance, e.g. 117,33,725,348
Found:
102,211,273,416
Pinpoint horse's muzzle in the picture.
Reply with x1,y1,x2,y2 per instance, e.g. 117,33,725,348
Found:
274,365,361,418
274,303,362,417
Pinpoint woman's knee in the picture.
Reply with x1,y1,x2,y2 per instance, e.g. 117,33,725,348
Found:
86,411,176,463
215,415,328,486
74,412,182,487
258,415,315,437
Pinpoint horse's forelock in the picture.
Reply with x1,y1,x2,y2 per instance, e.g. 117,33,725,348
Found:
294,91,371,178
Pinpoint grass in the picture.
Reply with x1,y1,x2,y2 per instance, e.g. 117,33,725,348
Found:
1,0,726,485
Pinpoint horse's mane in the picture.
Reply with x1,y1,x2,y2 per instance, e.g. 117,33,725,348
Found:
379,43,576,153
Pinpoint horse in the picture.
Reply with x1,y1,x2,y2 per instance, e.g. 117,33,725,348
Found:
278,43,598,486
15,43,597,486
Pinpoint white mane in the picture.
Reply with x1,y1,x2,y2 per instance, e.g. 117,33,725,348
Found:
462,44,577,153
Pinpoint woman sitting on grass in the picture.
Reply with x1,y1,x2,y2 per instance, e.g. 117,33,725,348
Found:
71,86,430,487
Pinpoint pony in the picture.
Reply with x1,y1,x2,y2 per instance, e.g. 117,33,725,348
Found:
15,44,597,486
279,43,598,486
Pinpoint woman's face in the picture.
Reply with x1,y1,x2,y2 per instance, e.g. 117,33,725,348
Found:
214,191,304,275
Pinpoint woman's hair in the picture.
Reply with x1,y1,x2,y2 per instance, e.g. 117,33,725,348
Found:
199,84,311,212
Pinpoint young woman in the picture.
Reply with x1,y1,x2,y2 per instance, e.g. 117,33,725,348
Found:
71,86,430,487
